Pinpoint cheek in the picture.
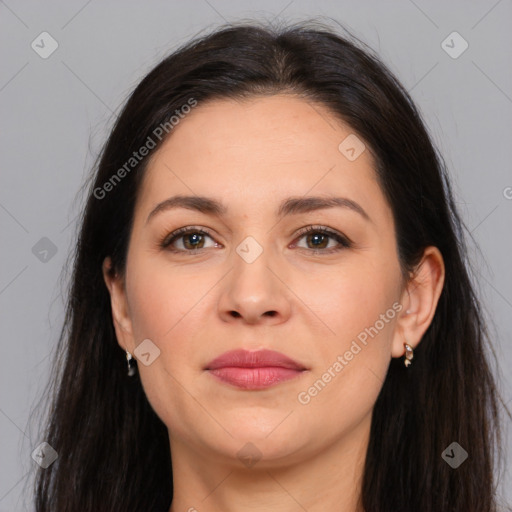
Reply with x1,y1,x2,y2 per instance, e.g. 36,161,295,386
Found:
294,259,399,405
295,279,397,435
125,250,201,340
124,252,222,389
123,256,210,431
297,259,399,345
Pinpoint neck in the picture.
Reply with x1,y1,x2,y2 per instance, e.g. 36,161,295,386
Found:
167,414,370,512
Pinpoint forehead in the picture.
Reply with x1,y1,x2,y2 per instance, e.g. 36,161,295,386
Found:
136,94,384,219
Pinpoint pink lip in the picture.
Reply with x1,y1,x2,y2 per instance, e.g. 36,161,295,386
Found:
205,349,308,390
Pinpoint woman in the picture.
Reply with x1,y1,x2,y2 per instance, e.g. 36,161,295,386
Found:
32,19,510,511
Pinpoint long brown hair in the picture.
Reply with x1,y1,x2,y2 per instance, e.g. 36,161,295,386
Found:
31,19,510,511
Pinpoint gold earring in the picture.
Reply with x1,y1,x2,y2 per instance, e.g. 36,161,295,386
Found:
403,343,414,367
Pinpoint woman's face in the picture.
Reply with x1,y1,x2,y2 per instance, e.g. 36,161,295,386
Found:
105,94,412,467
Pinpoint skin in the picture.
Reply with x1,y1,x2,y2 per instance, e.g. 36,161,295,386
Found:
103,94,445,512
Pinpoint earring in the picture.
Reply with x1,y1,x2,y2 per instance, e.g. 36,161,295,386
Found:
403,343,414,367
126,350,137,376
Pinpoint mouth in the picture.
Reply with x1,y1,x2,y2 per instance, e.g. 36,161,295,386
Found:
204,349,308,390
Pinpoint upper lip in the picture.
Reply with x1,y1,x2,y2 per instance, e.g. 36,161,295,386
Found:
205,349,307,371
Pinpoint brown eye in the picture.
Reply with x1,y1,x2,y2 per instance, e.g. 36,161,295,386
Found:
160,225,351,255
161,227,217,252
294,226,351,254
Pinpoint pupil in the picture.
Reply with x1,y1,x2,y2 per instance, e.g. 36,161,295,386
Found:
186,233,202,248
309,233,326,248
182,232,329,250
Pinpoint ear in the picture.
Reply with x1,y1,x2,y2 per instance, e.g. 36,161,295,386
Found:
391,246,445,359
102,256,135,353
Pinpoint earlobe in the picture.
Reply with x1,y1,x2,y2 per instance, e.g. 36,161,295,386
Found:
392,246,445,359
102,257,134,351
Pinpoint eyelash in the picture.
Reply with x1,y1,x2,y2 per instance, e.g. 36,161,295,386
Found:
159,225,352,255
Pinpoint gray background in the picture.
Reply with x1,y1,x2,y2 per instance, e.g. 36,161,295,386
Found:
1,0,511,510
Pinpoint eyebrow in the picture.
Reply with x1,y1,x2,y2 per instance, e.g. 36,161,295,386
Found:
145,194,371,225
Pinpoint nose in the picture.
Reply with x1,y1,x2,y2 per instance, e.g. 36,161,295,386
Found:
217,246,292,326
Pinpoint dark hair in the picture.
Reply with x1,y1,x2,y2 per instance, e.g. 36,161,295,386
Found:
30,18,510,511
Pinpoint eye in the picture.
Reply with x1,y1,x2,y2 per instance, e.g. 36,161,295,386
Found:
160,225,352,255
292,225,352,254
160,226,218,253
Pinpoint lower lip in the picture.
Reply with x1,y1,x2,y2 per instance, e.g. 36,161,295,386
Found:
207,367,305,389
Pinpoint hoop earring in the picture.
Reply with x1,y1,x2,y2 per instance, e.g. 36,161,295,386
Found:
403,342,414,367
126,350,137,376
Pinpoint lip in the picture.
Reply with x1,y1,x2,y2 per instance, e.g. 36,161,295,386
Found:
205,349,308,390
